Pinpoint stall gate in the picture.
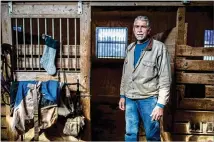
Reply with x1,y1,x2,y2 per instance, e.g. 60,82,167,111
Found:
1,2,91,141
172,7,214,141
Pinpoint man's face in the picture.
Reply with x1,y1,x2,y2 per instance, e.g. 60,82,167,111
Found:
133,20,151,41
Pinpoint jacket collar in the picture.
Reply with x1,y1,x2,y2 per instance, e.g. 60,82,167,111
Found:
127,38,153,52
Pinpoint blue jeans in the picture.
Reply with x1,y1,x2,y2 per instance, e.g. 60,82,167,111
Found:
125,96,160,141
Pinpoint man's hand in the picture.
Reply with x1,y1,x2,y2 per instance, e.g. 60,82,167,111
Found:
119,98,125,111
150,106,163,121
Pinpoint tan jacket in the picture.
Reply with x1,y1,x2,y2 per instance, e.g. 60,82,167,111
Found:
120,39,171,105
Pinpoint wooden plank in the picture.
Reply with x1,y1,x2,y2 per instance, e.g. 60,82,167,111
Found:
18,45,80,56
10,4,80,18
176,7,185,45
1,116,7,128
173,122,214,135
1,1,213,6
174,110,214,122
1,128,8,140
176,85,185,99
177,45,214,56
176,72,214,85
176,59,214,71
173,122,189,134
178,98,214,111
79,4,91,141
17,57,80,69
1,105,7,116
15,72,84,92
205,85,214,98
172,134,214,141
176,85,185,108
90,1,214,6
184,23,188,45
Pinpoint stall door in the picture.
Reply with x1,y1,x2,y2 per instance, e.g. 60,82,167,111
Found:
1,2,91,141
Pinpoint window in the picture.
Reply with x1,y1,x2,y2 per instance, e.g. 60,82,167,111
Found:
11,18,80,71
204,30,214,60
96,27,128,59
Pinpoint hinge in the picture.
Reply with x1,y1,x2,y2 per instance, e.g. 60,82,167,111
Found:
8,1,13,15
77,1,83,15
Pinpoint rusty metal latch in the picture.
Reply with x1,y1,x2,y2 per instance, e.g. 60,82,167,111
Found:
8,1,13,15
77,1,82,15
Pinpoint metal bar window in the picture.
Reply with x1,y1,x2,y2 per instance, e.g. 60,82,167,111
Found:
96,27,128,59
11,18,80,72
204,30,214,61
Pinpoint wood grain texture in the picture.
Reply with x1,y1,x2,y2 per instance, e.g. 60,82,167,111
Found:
176,72,214,84
177,45,214,56
176,59,214,71
205,85,214,98
174,110,214,122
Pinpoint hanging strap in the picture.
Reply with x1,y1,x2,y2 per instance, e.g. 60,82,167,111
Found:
33,81,42,141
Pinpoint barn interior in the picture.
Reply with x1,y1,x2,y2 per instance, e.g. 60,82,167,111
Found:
1,1,214,141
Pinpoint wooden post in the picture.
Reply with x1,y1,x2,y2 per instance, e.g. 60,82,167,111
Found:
176,7,186,45
80,3,91,141
1,3,19,141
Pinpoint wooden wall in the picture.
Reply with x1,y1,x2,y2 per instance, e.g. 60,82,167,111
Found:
172,7,214,141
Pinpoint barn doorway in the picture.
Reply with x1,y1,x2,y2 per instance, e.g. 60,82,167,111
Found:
90,6,177,141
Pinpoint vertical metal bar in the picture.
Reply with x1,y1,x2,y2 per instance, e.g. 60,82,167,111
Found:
30,18,33,70
52,18,54,39
75,18,77,71
16,18,19,70
204,30,207,60
211,30,214,60
108,29,109,58
209,30,211,60
212,31,214,60
101,29,103,58
23,18,26,70
103,29,105,58
45,18,47,35
208,30,210,60
60,18,62,71
38,18,41,70
67,18,70,70
107,29,108,58
104,29,106,58
115,29,117,59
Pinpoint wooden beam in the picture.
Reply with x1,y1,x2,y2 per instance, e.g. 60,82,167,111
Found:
1,1,213,6
173,123,189,134
176,72,214,85
8,4,80,18
1,117,7,128
178,98,214,111
1,105,7,116
176,85,185,107
90,1,213,6
174,110,214,122
176,59,214,71
18,45,80,56
184,23,188,45
172,134,214,141
173,122,214,135
79,3,91,141
205,85,214,98
176,7,186,45
1,128,8,140
17,57,80,69
15,72,85,91
177,45,214,56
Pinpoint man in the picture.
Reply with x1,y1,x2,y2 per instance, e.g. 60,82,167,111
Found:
119,16,171,141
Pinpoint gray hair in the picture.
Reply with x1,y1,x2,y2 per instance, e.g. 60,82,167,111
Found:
134,16,150,27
